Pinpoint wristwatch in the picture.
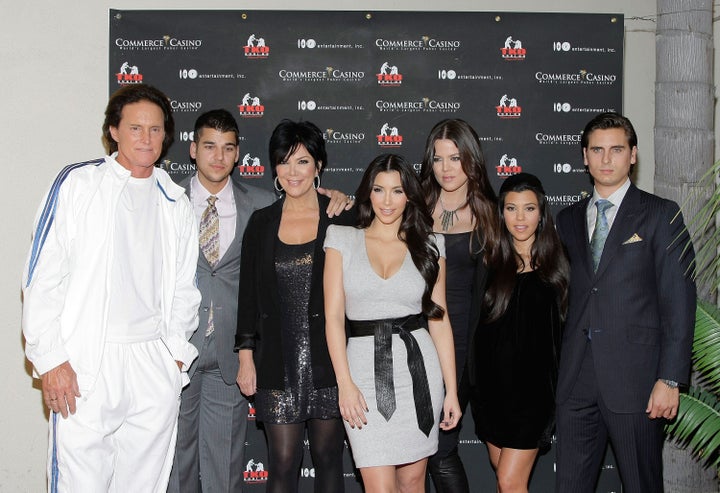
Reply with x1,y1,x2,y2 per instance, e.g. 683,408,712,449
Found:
660,379,679,388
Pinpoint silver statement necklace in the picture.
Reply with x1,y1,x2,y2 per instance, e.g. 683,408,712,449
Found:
438,197,466,231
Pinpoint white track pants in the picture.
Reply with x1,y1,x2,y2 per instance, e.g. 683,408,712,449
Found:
48,339,182,493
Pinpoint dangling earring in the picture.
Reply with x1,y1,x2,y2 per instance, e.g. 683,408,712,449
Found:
274,177,284,193
313,175,321,190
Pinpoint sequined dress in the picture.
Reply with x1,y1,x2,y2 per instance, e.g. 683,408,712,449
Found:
254,239,340,424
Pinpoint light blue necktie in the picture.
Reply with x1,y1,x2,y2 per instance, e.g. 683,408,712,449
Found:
590,199,613,272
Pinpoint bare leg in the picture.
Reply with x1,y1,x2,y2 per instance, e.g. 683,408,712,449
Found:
396,459,428,493
489,443,538,493
359,465,398,493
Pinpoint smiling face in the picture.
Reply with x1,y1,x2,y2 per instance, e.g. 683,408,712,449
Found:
109,100,166,178
503,190,540,250
191,127,239,194
370,170,407,226
583,127,637,197
274,144,320,199
432,138,469,194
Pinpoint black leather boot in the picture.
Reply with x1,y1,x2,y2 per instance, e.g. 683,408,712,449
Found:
427,450,470,493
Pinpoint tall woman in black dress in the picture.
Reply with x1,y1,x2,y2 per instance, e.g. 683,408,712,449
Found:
235,120,352,493
420,119,500,492
470,173,569,493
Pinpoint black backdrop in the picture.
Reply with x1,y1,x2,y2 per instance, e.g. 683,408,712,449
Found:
110,10,624,491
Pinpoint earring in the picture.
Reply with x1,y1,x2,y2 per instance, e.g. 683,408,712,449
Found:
313,175,321,190
274,177,284,193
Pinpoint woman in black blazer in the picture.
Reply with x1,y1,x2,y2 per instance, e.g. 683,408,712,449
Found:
235,120,353,493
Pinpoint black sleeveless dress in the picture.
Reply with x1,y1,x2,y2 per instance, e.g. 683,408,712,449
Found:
254,239,340,424
472,270,561,450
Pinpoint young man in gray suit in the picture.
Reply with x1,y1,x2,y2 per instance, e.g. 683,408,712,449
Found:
169,110,350,492
554,112,696,493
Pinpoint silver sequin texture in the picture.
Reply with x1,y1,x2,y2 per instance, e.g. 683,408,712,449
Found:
254,239,340,423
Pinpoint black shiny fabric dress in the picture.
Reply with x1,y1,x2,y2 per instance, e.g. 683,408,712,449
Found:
254,239,340,424
472,270,561,451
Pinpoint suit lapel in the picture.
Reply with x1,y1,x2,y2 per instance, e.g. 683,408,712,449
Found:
572,199,594,278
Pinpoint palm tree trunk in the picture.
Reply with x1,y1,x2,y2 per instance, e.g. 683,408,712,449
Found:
655,1,718,491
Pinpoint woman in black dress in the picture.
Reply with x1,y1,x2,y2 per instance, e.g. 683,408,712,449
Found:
420,119,500,492
235,120,353,493
470,173,569,493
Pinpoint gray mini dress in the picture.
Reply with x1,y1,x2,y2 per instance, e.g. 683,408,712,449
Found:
324,225,446,468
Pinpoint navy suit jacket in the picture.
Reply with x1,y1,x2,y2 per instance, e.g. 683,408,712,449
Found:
555,183,695,413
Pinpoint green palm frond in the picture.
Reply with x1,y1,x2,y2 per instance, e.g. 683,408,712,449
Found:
667,387,720,472
693,300,720,394
681,159,720,290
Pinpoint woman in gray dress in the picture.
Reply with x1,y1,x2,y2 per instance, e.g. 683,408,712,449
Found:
324,154,461,493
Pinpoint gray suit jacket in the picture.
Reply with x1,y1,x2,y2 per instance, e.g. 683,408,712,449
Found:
182,175,276,384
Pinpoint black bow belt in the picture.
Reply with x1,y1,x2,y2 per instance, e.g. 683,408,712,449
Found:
347,314,434,436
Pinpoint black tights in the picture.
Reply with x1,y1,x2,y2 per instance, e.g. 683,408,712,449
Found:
264,418,345,493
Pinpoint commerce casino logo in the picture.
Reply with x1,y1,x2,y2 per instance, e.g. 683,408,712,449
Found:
324,128,366,145
375,36,461,52
115,62,143,84
114,35,201,51
243,459,269,483
237,93,265,118
496,154,522,177
376,123,403,148
237,153,264,178
500,36,526,60
496,94,522,118
171,100,203,113
244,33,270,59
377,62,403,86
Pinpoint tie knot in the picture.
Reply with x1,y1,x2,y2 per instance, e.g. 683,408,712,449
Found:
596,199,612,214
207,195,218,207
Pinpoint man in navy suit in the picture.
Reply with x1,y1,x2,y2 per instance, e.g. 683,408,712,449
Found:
554,112,696,493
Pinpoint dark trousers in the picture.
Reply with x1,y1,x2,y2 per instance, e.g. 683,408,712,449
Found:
555,342,665,493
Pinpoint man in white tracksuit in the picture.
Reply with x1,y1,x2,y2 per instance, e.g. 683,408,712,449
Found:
22,84,201,492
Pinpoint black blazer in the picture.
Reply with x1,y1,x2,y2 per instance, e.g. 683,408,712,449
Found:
235,193,355,390
555,184,696,413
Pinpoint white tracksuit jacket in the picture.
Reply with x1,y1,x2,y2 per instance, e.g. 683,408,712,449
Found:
22,155,200,391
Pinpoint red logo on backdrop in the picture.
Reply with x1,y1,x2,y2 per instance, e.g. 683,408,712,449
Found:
500,36,526,60
243,459,269,483
116,62,143,84
247,402,256,420
244,34,270,59
376,62,403,86
496,94,522,118
237,93,265,118
496,154,522,177
377,123,403,147
237,154,265,178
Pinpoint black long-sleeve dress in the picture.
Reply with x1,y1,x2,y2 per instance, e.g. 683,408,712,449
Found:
471,270,562,451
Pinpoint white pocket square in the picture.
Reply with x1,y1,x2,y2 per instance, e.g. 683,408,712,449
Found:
622,233,643,244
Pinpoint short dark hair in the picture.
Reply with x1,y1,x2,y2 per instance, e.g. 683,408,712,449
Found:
193,109,240,144
581,112,637,150
102,85,175,157
268,120,327,177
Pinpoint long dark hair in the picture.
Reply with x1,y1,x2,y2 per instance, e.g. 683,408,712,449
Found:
356,154,445,320
484,173,569,322
420,119,499,260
